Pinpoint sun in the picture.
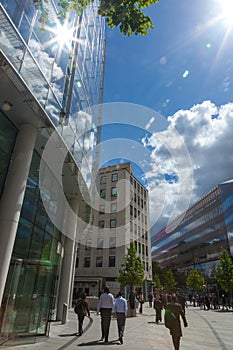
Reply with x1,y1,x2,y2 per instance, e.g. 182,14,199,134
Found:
219,0,233,27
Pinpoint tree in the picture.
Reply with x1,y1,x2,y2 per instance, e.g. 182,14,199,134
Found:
164,269,177,292
33,0,160,36
186,269,204,292
215,249,233,292
153,273,161,289
117,242,145,289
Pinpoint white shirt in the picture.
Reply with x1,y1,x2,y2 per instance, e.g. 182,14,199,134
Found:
97,292,114,311
114,296,128,316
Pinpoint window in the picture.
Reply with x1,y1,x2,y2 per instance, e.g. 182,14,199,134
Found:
130,205,133,216
97,238,104,249
100,189,106,198
134,224,137,234
109,255,115,267
99,205,105,214
109,237,116,249
98,220,104,230
134,208,137,218
112,173,118,181
96,256,103,267
100,176,107,184
85,239,92,250
84,257,90,267
76,257,79,267
110,219,116,229
130,221,133,232
111,187,117,197
111,202,117,212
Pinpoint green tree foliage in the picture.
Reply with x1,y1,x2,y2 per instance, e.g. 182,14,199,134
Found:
215,249,233,292
186,269,204,292
164,269,177,292
153,273,161,289
32,0,159,36
117,242,145,288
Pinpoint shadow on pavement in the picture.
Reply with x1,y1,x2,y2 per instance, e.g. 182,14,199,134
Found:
78,339,120,346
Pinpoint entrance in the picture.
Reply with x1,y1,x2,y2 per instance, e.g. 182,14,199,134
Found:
0,259,57,344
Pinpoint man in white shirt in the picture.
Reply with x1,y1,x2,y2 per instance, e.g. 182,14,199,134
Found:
97,286,114,343
114,291,128,344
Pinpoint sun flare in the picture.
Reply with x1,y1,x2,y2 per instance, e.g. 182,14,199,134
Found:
219,0,233,26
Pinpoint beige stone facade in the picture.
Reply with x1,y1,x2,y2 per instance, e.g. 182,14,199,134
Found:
74,162,152,298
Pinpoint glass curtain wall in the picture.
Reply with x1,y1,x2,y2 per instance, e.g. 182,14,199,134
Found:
0,0,105,185
0,112,17,197
0,151,63,343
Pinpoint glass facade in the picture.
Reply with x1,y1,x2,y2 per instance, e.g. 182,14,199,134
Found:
0,151,63,340
0,112,17,197
0,0,105,345
0,0,105,183
152,182,233,276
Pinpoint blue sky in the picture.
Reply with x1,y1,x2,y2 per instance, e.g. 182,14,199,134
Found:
99,0,233,234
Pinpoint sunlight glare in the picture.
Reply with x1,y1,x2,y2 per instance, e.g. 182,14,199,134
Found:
55,21,73,49
219,0,233,27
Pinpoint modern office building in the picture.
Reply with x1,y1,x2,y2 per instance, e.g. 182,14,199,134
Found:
74,162,153,298
0,0,105,344
152,180,233,277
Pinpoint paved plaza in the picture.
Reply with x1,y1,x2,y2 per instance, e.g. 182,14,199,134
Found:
2,303,233,350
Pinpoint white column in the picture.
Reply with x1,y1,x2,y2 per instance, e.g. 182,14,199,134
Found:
56,198,79,321
0,124,37,306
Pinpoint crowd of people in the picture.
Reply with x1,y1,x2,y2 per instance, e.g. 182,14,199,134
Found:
74,287,231,349
187,292,233,310
74,287,188,348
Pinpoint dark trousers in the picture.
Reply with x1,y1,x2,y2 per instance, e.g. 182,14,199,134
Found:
100,308,112,341
116,313,126,338
171,334,181,350
77,314,85,334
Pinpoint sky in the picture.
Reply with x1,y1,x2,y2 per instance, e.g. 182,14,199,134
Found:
99,0,233,236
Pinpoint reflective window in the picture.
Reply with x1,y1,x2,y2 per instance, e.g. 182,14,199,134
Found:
109,256,115,267
96,256,103,267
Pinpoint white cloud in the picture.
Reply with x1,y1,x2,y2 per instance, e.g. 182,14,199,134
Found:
149,100,233,234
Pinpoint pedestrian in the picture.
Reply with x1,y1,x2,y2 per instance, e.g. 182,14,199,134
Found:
128,288,136,317
165,293,188,350
74,293,90,336
148,292,153,307
153,294,163,323
114,291,128,344
138,292,144,313
97,286,114,343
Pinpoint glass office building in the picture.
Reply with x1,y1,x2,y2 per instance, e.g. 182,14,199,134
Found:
0,0,105,344
152,181,233,277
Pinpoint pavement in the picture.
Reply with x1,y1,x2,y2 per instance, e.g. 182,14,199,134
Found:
2,303,233,350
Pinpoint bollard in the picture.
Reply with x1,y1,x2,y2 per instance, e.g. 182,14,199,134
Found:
61,303,68,324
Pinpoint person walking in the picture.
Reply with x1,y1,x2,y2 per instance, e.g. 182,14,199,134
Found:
153,294,163,324
165,293,188,350
138,292,144,313
128,288,136,317
114,291,128,344
74,293,90,336
97,286,114,343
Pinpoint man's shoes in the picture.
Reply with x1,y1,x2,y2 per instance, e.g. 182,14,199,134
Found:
119,336,123,344
104,338,108,343
100,337,104,341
